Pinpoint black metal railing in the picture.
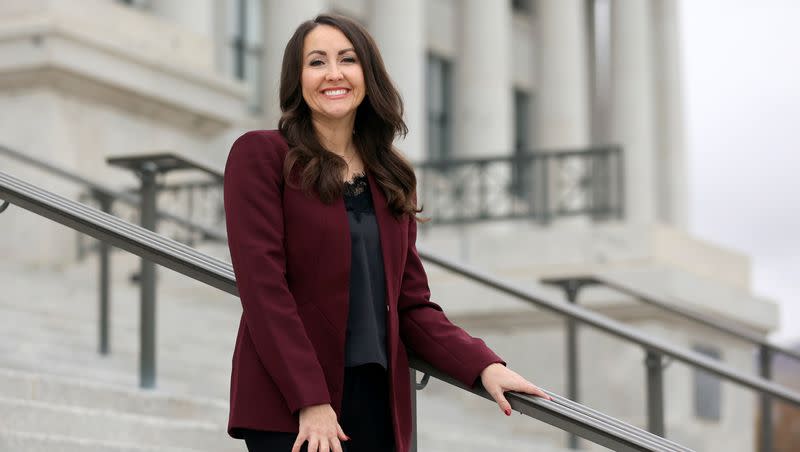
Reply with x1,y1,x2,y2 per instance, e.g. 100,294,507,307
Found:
143,145,626,229
415,146,624,225
542,274,800,452
414,247,800,447
0,145,226,361
64,145,624,241
0,168,689,452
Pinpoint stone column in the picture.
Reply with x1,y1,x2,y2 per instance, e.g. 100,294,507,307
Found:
370,0,425,162
453,0,513,158
610,0,657,224
149,0,214,38
261,0,329,126
534,0,591,149
652,0,688,228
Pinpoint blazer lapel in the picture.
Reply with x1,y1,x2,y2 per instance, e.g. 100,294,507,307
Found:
367,170,404,305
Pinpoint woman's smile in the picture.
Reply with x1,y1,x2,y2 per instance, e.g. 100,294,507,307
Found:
321,87,351,99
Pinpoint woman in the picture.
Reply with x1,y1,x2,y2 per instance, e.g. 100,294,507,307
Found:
223,13,551,452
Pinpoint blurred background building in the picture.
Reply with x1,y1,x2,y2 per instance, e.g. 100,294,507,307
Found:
0,0,796,451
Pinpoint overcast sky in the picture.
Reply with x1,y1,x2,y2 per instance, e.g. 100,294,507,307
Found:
679,0,800,343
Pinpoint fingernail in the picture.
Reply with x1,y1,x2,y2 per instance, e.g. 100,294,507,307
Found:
504,408,511,416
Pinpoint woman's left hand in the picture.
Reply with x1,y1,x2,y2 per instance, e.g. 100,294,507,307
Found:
480,363,553,416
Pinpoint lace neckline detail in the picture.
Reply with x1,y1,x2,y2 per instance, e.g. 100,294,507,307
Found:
343,171,367,197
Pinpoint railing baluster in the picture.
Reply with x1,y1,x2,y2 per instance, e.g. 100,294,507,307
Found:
759,345,773,452
541,154,551,225
409,368,431,452
94,191,113,356
410,369,418,452
554,278,585,449
139,163,159,389
644,350,665,437
186,183,195,246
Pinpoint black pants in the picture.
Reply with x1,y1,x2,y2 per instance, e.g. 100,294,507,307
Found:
242,363,395,452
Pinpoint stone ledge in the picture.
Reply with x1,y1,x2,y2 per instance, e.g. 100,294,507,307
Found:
0,6,247,135
419,222,777,333
0,0,214,71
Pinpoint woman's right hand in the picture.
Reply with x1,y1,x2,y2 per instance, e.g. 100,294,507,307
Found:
293,403,349,452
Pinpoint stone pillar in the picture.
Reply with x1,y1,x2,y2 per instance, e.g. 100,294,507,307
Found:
370,0,425,162
261,0,329,127
652,0,688,228
610,0,657,224
149,0,214,38
453,0,513,158
534,0,591,149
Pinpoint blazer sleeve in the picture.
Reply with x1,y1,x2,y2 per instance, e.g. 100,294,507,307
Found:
397,211,506,388
223,131,331,414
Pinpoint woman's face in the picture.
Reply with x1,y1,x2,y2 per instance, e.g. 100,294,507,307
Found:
301,25,366,124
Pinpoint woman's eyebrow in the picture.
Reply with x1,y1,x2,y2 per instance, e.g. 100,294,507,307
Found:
306,48,356,58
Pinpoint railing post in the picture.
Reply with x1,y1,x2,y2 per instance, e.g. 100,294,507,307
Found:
186,184,196,246
139,162,159,388
94,191,113,355
563,279,582,449
541,155,551,225
644,350,665,437
759,345,773,452
615,147,625,219
410,369,418,452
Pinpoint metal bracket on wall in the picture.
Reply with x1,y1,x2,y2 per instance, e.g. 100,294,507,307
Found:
415,372,431,390
0,200,9,213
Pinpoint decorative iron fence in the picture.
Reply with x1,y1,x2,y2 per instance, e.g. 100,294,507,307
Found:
77,179,225,259
415,146,624,225
76,145,624,258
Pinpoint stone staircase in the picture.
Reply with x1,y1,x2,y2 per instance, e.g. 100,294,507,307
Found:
0,245,587,451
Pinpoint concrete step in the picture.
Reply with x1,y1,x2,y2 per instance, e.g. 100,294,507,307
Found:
0,367,228,424
0,429,207,452
0,397,240,452
0,259,568,451
419,427,569,452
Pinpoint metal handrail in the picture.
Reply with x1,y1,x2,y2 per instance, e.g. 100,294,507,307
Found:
0,144,225,242
413,250,800,407
542,274,800,363
0,169,690,452
541,273,798,452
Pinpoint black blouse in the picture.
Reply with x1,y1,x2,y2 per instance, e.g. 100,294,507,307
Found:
342,172,388,369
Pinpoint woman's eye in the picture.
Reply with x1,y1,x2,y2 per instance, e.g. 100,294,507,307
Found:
341,56,357,64
309,59,324,67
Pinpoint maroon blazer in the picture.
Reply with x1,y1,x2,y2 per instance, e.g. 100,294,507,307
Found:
223,130,504,452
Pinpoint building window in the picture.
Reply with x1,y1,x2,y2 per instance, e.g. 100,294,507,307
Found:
512,89,532,197
514,89,531,153
116,0,148,7
426,54,452,161
693,345,722,421
512,0,531,14
228,0,264,113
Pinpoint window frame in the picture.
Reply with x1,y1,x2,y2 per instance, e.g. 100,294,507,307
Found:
425,53,453,162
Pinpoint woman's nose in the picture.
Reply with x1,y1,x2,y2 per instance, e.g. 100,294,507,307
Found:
326,64,343,81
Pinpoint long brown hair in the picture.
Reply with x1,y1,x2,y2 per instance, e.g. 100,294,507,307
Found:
278,14,423,222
